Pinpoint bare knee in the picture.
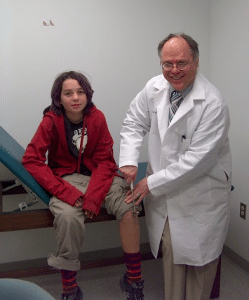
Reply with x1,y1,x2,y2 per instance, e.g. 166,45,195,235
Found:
120,210,139,224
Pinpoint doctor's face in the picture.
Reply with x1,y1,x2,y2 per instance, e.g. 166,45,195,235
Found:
161,37,199,91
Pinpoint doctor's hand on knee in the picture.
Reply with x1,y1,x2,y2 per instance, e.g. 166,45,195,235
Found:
119,165,138,184
124,177,150,205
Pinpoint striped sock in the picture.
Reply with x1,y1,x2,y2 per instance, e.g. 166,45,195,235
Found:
61,270,78,294
124,252,142,283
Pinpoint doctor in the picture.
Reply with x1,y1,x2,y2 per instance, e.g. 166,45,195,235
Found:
119,33,232,300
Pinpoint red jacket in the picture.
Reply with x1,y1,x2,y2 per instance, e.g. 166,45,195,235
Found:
22,106,118,215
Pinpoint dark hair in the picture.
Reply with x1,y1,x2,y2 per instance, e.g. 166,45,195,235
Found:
157,33,199,61
43,71,94,116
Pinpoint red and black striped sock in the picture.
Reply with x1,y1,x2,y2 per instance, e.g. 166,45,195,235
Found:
124,252,142,283
61,270,78,294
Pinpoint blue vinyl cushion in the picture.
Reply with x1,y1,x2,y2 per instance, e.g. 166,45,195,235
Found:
0,126,50,205
0,278,55,300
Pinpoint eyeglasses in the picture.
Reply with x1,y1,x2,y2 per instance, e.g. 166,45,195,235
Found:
161,61,191,71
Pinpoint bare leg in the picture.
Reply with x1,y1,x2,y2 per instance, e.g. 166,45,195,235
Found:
119,210,140,253
118,200,144,299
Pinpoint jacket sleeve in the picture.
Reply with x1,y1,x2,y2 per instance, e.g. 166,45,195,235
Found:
82,114,118,215
22,116,83,206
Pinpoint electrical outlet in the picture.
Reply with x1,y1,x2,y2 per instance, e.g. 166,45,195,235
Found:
240,203,246,220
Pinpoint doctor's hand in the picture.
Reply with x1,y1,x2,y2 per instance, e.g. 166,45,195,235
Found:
119,165,138,184
124,177,150,205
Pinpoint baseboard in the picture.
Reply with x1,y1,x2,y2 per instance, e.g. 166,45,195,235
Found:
0,243,159,278
1,243,246,279
223,245,249,274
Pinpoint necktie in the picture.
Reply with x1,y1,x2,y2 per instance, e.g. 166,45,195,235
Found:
169,90,183,123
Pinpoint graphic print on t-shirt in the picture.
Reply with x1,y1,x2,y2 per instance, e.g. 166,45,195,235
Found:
72,127,88,153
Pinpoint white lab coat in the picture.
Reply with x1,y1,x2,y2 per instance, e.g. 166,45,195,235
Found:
119,73,232,266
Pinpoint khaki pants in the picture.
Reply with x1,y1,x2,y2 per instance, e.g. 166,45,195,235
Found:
48,174,141,271
161,219,219,300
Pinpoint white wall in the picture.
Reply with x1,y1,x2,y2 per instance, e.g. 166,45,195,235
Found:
0,0,210,161
0,0,211,263
210,0,249,262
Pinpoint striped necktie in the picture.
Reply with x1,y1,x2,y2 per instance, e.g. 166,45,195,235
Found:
169,90,183,123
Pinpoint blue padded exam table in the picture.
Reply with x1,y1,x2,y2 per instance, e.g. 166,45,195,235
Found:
0,126,52,232
0,126,50,205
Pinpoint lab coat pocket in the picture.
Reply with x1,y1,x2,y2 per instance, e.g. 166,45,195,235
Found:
208,161,229,187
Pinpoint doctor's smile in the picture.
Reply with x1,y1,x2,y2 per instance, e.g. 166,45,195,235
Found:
161,39,199,91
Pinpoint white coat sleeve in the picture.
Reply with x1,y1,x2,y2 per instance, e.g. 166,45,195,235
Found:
148,101,230,197
119,87,151,168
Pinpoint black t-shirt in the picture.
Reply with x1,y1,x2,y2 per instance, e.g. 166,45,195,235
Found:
64,115,92,176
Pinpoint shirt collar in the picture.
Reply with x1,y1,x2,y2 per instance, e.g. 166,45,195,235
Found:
169,83,193,100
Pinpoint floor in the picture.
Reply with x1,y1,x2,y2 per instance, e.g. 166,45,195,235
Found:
21,254,249,300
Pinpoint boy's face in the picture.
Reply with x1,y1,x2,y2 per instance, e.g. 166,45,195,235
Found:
60,79,87,121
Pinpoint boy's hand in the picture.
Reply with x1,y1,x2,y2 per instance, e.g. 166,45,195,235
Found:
74,197,83,208
84,210,95,219
74,196,95,219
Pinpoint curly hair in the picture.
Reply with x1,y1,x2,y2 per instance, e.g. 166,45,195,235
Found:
44,71,94,115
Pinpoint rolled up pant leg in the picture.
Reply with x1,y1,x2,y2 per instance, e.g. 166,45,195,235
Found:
48,198,86,271
104,176,142,220
48,174,89,271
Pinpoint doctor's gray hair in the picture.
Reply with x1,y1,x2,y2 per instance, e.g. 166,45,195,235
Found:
157,33,199,61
